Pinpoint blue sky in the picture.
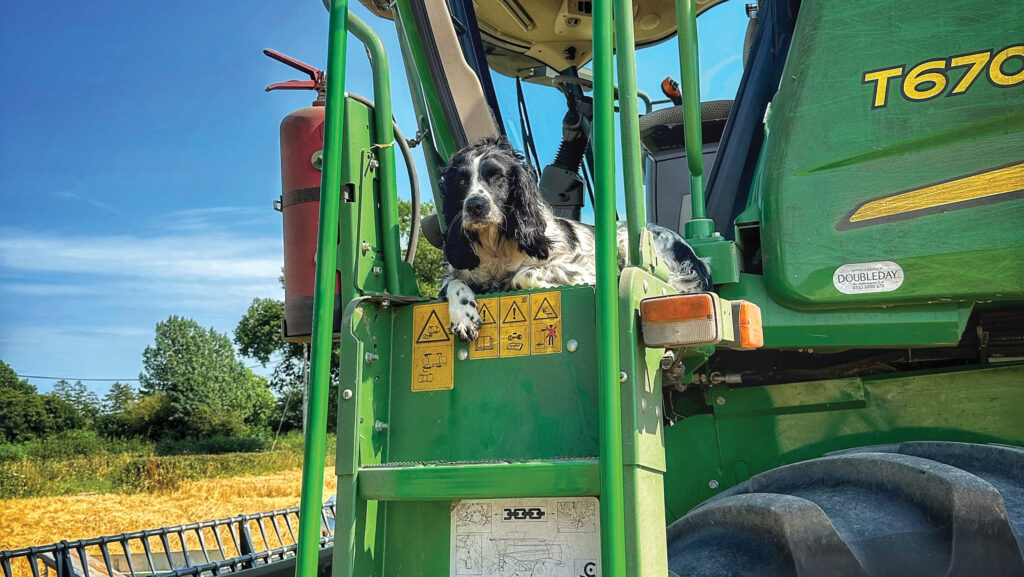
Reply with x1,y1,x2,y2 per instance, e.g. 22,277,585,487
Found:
0,1,747,396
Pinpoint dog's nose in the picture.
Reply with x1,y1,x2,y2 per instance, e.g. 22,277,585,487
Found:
465,196,488,216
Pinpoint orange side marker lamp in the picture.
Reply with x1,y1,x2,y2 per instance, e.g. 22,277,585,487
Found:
640,293,763,349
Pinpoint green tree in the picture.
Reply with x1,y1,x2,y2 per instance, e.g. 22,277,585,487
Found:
0,361,85,441
230,202,444,433
399,200,446,296
52,379,101,424
0,360,46,442
234,299,336,433
103,381,139,414
39,393,87,433
140,316,273,439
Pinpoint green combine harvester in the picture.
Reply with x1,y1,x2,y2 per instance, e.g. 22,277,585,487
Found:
4,0,1019,576
290,0,1023,575
275,0,1024,574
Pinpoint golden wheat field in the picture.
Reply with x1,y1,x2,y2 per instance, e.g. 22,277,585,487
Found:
0,468,337,553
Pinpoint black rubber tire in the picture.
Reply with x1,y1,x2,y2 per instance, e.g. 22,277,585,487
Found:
666,441,1024,577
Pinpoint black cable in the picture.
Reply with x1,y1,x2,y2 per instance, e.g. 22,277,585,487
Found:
516,77,541,168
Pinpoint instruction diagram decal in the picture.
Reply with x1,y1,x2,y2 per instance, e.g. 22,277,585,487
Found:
450,497,601,577
470,298,500,360
411,303,454,391
530,292,562,355
499,295,531,358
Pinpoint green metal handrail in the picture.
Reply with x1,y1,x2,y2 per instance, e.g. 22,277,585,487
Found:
347,13,402,293
296,1,348,576
675,0,716,240
592,2,627,577
615,0,648,267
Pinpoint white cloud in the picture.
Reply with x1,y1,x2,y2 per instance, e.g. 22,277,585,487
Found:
0,227,282,282
0,212,288,387
53,190,122,215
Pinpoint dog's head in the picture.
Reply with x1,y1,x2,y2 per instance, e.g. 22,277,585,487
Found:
440,137,551,270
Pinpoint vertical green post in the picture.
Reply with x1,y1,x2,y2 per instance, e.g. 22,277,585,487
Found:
391,0,459,163
296,1,347,576
393,18,447,224
615,0,647,267
675,0,715,239
593,1,626,576
347,13,401,293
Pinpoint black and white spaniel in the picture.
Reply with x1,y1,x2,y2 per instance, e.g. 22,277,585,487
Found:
439,137,711,341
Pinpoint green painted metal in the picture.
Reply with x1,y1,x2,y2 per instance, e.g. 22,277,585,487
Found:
386,286,599,462
299,1,348,576
613,0,647,268
313,2,1024,576
358,460,600,501
593,1,627,575
757,0,1024,310
392,20,447,225
674,0,714,240
719,273,973,348
345,102,385,297
688,237,741,285
662,363,1024,521
334,300,391,577
347,13,402,294
617,269,673,576
337,286,606,575
390,0,459,163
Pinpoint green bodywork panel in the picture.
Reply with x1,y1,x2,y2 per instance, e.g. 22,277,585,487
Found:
719,273,972,348
663,363,1024,521
332,274,677,575
388,285,600,462
757,0,1024,310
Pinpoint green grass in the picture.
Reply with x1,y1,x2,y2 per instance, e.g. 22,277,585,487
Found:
0,432,336,499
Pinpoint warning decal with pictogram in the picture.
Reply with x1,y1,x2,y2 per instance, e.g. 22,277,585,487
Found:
478,301,497,325
416,309,450,344
470,297,500,360
412,303,454,391
502,300,528,324
531,291,562,355
533,296,559,321
499,295,530,357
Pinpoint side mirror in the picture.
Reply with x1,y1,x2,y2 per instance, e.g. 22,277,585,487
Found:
421,213,443,248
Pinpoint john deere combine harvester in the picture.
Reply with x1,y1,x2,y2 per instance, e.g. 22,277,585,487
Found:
8,0,1016,576
275,0,1024,575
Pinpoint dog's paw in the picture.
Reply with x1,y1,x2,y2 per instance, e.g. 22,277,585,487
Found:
449,300,482,342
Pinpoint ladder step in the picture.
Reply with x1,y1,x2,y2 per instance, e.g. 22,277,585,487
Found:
357,458,599,501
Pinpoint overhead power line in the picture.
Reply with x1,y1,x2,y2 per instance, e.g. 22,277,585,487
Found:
17,374,140,382
17,364,264,382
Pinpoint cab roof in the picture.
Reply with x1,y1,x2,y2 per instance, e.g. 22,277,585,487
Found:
359,0,728,76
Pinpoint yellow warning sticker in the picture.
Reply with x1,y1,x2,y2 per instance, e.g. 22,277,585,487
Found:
411,303,453,391
530,291,562,355
470,297,499,359
499,295,531,358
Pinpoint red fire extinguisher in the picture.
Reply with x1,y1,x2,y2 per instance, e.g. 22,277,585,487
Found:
265,49,337,341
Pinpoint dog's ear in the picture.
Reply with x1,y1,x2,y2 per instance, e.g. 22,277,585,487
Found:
440,171,481,271
505,159,551,261
443,218,480,270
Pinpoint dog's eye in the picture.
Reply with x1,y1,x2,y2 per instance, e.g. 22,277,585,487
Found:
489,173,505,184
457,178,467,188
